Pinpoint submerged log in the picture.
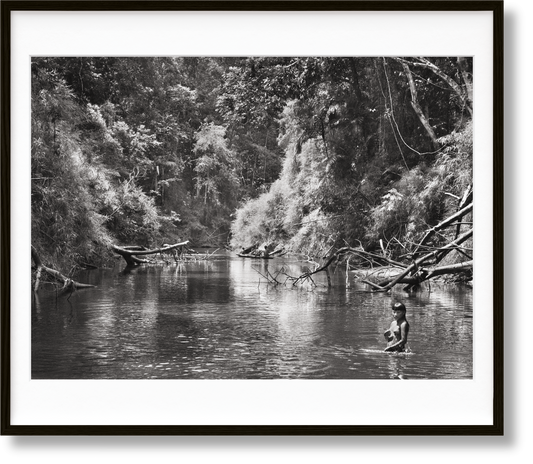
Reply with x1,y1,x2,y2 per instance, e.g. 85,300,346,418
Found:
112,241,190,266
363,261,473,288
237,253,274,259
31,246,95,293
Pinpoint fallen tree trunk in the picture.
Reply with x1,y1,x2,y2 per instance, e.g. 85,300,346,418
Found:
248,200,473,291
374,229,472,291
364,260,473,289
31,246,96,293
112,241,190,266
269,245,287,257
263,226,472,291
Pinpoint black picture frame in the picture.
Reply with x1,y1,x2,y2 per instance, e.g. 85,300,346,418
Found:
0,0,504,436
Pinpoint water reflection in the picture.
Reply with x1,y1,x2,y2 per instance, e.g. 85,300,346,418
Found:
31,253,473,379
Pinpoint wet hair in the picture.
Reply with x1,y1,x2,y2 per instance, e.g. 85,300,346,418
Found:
392,302,406,313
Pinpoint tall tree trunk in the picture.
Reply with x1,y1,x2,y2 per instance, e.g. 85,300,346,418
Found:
457,56,473,112
408,57,473,117
401,62,440,150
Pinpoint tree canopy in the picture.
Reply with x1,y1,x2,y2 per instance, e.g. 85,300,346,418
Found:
31,56,472,269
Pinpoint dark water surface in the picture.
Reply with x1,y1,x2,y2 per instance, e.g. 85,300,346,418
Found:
32,252,473,379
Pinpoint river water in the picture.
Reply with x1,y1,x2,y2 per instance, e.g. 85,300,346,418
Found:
31,252,473,380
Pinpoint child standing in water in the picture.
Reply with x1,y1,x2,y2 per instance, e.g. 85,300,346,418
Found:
384,302,410,352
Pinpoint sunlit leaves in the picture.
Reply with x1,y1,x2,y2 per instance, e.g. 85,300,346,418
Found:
193,123,239,206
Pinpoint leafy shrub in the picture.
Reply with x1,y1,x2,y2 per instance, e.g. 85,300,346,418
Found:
365,122,473,255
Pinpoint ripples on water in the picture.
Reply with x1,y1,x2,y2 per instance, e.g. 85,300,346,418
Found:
31,253,473,380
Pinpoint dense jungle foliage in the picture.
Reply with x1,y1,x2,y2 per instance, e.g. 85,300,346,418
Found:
31,57,472,268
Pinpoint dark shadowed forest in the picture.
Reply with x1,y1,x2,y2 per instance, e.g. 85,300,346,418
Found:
31,57,472,285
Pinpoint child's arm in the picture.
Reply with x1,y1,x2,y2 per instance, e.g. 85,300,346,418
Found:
384,322,409,352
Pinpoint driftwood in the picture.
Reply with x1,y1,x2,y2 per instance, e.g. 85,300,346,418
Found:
31,246,95,293
112,241,190,266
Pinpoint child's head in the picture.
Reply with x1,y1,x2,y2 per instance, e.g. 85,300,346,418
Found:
391,302,406,318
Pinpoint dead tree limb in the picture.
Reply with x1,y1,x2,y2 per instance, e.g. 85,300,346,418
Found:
349,249,408,268
278,245,409,288
31,246,95,293
281,253,337,286
413,202,473,258
455,184,473,240
279,227,472,291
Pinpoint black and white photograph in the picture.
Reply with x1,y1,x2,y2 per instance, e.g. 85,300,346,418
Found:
3,0,508,444
30,56,474,381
